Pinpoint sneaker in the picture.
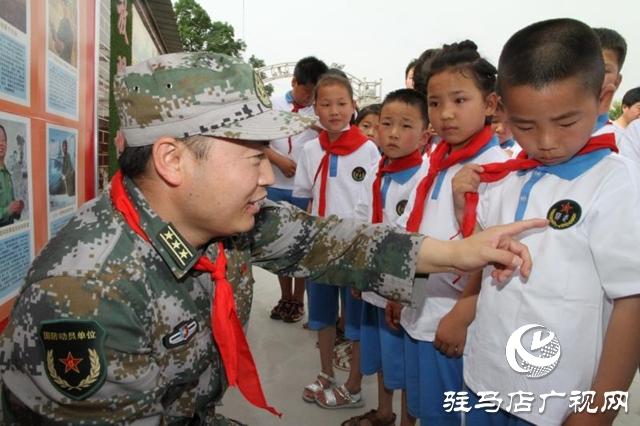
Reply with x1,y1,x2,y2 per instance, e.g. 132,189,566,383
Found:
269,299,287,320
283,300,304,323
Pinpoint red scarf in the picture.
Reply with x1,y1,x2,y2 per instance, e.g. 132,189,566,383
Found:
371,150,423,223
287,100,306,155
313,125,369,217
110,171,280,417
405,126,494,232
461,132,618,237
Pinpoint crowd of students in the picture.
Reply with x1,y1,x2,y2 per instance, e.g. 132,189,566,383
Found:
265,18,640,426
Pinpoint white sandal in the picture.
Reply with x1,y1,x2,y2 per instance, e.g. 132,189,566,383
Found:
316,384,365,409
302,372,336,402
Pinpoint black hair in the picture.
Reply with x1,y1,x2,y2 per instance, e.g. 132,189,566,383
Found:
405,59,418,78
412,48,441,96
381,89,428,127
426,40,497,97
0,124,6,140
118,135,212,179
593,27,627,70
118,145,153,178
622,87,640,107
498,19,604,99
355,103,381,125
293,56,329,86
313,72,354,100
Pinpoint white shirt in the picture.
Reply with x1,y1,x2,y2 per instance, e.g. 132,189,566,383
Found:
269,92,319,189
355,159,428,308
464,150,640,426
619,119,640,164
397,141,508,341
293,135,380,219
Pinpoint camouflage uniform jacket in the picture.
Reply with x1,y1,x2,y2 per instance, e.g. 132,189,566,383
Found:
0,176,424,425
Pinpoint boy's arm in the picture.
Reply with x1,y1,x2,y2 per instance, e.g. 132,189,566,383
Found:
563,295,640,425
265,146,296,178
434,271,482,357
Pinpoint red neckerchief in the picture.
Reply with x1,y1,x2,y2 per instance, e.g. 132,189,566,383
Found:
109,171,280,417
405,126,494,232
461,132,618,237
312,125,369,217
287,100,306,155
371,150,423,224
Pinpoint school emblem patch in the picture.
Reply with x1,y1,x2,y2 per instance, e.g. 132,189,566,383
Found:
39,320,107,400
396,200,408,216
253,70,272,108
352,167,366,182
547,199,581,230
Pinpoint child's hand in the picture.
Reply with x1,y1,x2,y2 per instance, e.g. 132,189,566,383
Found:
276,157,297,178
452,164,483,225
434,309,470,358
384,301,403,330
350,289,362,299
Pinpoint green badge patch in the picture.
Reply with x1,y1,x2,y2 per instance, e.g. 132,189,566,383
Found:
39,320,107,400
253,70,272,108
547,199,581,230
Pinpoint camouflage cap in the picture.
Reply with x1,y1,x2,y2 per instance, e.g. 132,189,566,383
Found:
113,52,314,147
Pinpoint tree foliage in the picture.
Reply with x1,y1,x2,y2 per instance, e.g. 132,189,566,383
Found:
174,0,272,96
609,100,622,121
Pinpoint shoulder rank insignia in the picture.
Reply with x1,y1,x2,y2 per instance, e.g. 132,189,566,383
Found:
39,320,107,400
547,199,581,230
158,223,196,269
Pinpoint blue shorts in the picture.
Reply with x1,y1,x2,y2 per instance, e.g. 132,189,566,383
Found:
359,302,405,389
306,281,362,340
464,389,535,426
404,333,463,425
266,187,309,210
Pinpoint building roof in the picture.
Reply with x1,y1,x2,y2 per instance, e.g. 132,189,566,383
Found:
137,0,183,53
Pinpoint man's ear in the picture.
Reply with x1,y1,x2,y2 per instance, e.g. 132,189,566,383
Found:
598,83,616,115
151,137,185,187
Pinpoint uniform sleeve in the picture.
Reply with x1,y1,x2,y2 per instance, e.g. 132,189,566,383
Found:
0,277,162,425
292,144,314,199
248,201,425,303
619,130,640,165
587,161,640,299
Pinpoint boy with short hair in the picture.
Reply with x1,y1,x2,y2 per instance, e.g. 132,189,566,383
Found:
450,19,640,425
593,27,627,144
266,56,328,323
614,87,640,129
345,88,429,426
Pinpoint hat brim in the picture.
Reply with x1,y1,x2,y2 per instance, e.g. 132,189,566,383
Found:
202,110,316,141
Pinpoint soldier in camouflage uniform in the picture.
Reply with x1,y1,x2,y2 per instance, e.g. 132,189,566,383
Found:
0,52,544,425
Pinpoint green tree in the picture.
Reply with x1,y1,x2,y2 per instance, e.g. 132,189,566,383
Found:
609,100,622,121
173,0,272,96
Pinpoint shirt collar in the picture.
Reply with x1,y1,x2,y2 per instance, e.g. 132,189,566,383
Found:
386,165,422,185
285,90,294,104
594,113,610,133
519,149,610,181
122,176,200,279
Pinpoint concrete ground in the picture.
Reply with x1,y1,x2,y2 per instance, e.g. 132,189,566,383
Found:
219,267,640,425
